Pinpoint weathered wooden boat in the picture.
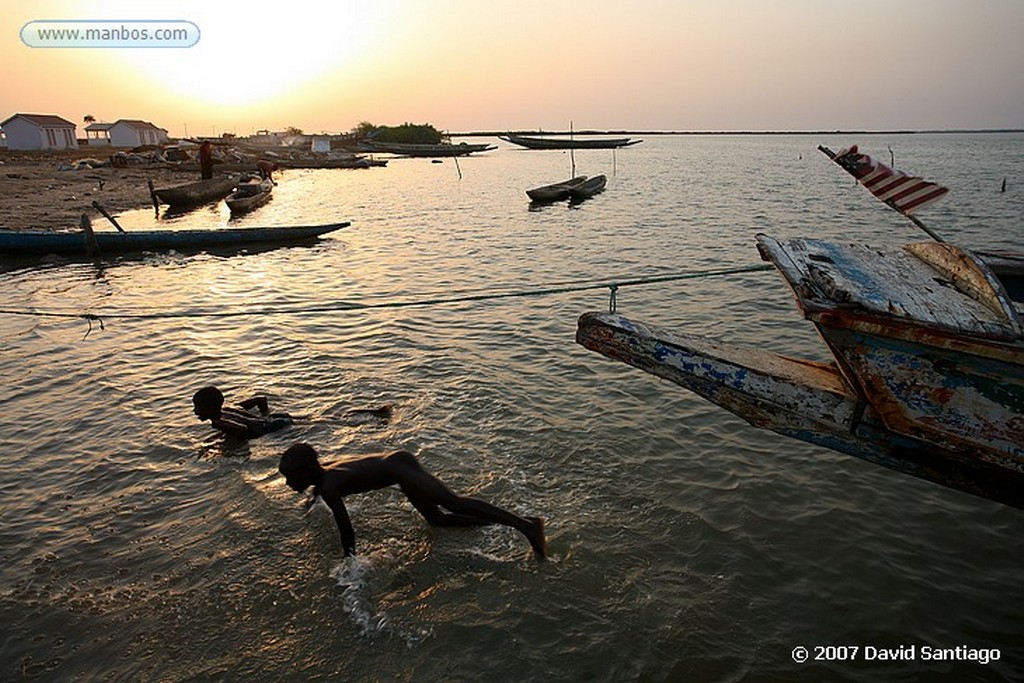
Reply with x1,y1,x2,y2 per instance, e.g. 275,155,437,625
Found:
226,178,273,215
0,222,349,256
500,134,642,150
526,175,589,202
151,174,238,209
568,174,607,201
577,235,1024,508
363,141,496,157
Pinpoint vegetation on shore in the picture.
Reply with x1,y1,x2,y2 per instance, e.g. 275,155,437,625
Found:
350,121,443,144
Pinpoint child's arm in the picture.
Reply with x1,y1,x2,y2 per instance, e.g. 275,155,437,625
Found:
237,396,270,415
322,490,357,556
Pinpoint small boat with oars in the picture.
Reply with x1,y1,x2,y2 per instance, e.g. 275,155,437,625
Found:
526,176,589,203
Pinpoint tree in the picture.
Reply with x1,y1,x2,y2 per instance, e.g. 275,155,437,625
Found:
83,114,96,124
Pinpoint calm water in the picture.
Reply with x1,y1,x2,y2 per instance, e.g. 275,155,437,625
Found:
1,134,1022,682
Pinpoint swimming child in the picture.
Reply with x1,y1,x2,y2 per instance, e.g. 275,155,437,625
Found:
279,442,547,558
192,386,293,439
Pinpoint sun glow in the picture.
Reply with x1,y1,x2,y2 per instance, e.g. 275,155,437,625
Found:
121,4,388,108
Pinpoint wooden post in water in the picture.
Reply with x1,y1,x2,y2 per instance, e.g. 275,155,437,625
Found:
80,213,100,258
148,179,160,216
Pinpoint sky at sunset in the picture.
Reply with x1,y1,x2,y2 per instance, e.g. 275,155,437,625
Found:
3,0,1022,138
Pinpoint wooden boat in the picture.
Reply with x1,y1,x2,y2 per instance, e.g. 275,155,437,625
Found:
500,134,642,150
151,174,237,209
226,178,273,215
363,141,496,157
568,174,607,201
576,235,1024,508
0,222,349,256
526,176,588,202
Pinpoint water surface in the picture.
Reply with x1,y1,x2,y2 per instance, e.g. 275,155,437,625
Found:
1,134,1022,682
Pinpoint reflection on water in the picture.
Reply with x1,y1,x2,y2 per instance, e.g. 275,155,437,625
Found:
2,134,1023,681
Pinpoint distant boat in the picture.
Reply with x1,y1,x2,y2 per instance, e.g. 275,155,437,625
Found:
226,178,273,215
363,141,497,157
526,175,589,202
568,174,607,201
501,134,642,150
0,222,349,256
151,174,237,210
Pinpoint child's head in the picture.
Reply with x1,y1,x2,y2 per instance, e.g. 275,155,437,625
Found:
192,386,225,419
279,443,321,492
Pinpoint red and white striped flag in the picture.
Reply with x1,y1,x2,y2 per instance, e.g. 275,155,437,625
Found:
831,145,949,215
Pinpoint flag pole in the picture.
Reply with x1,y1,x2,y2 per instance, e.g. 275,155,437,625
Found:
817,145,945,243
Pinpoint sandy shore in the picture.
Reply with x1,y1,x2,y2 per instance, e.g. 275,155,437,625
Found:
0,149,221,232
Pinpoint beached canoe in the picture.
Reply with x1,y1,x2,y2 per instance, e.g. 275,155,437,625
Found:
152,174,237,209
0,222,349,256
501,134,642,150
226,178,273,215
568,175,607,200
526,176,588,202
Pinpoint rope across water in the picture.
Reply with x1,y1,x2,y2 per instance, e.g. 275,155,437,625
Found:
0,264,773,327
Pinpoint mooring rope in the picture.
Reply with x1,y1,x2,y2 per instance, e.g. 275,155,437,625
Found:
0,264,773,326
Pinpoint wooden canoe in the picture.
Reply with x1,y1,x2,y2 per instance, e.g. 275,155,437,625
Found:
501,134,642,150
526,176,588,202
0,222,349,256
226,179,273,215
363,141,496,157
576,234,1024,508
152,175,237,209
568,175,607,201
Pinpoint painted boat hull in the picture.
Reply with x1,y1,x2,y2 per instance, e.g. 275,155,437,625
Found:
577,311,1024,508
0,222,349,255
576,233,1024,508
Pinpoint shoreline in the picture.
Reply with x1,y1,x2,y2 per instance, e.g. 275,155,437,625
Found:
0,149,217,232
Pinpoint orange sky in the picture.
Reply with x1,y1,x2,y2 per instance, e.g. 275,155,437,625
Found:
3,0,1022,137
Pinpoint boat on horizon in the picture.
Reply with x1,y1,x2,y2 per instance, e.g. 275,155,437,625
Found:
501,133,642,150
361,141,496,157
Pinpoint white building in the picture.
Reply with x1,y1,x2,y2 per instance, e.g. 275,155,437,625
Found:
108,119,169,147
0,113,78,150
84,122,113,145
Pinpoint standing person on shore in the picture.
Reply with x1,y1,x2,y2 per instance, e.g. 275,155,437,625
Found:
278,443,547,559
198,140,214,180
